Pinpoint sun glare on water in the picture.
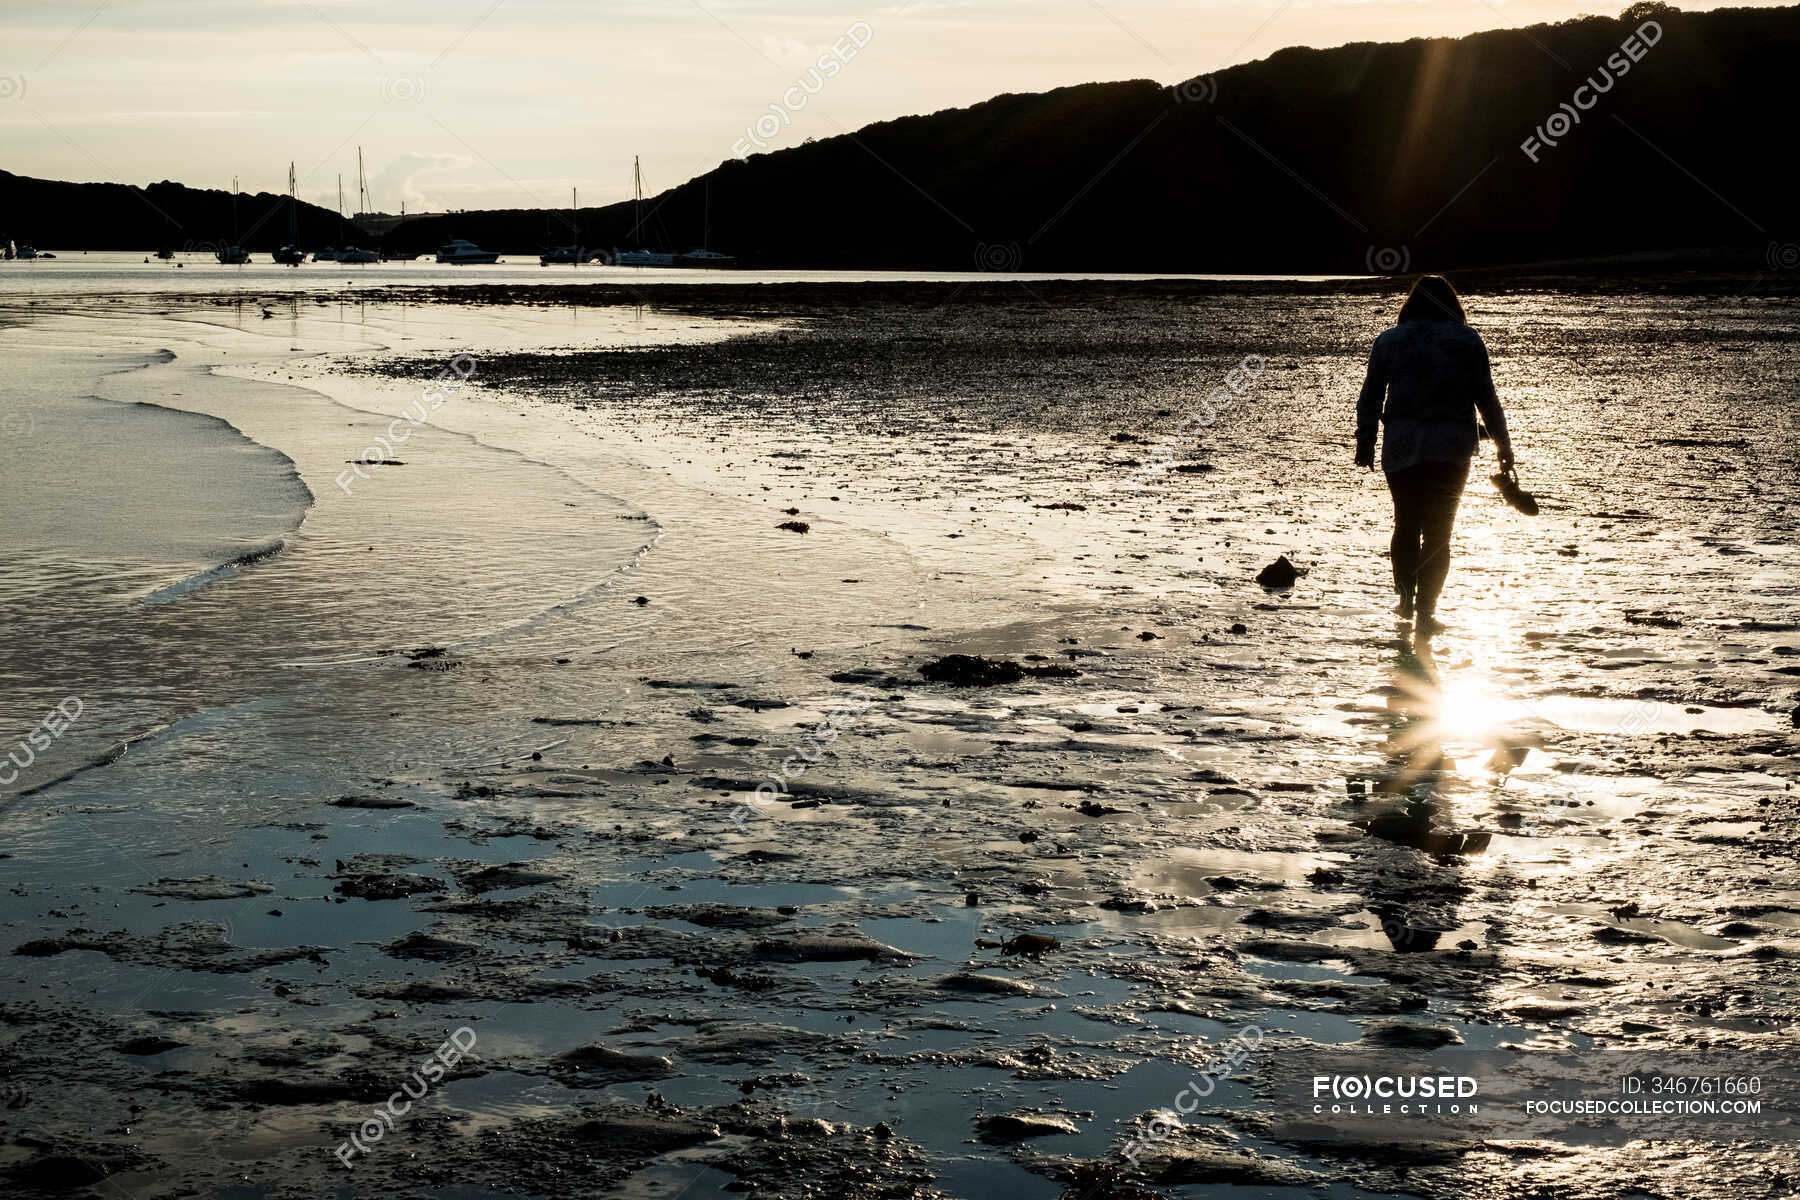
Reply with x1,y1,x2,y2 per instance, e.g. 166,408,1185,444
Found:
1430,677,1520,741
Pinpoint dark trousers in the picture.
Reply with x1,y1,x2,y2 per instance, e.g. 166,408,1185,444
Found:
1385,458,1468,617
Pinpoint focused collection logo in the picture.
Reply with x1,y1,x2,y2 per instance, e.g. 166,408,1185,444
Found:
1312,1074,1479,1115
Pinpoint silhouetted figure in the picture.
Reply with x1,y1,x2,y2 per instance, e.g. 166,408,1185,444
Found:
1355,275,1515,637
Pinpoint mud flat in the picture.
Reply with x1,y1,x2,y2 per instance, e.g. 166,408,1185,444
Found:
2,278,1797,1199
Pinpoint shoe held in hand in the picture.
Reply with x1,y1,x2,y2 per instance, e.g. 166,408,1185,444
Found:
1491,466,1538,515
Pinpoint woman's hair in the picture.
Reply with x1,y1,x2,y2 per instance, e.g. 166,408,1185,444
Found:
1397,274,1467,324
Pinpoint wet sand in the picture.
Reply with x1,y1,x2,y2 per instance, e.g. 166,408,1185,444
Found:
2,277,1797,1199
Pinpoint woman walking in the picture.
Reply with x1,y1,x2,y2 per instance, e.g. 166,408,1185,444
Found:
1355,275,1514,636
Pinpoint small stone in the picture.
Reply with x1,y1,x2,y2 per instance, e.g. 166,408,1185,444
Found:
1254,556,1300,589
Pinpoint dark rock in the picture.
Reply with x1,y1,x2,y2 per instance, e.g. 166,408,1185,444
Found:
330,794,416,809
935,973,1054,996
334,872,447,900
917,651,1079,684
115,1035,187,1056
1360,1020,1464,1049
751,931,911,963
697,965,785,991
384,931,482,961
129,876,274,901
678,1023,834,1064
14,936,87,957
570,1110,719,1152
1143,1142,1319,1188
1593,924,1658,945
1254,555,1301,588
452,862,562,894
7,1152,138,1190
1205,875,1282,892
648,903,793,930
241,1076,376,1105
553,1044,677,1084
920,654,1022,686
976,1111,1079,1140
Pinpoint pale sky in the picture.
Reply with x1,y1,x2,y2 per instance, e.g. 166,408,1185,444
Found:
0,1,1771,213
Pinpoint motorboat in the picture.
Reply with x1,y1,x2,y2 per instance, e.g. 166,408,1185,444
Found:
611,249,675,267
673,248,738,269
435,239,499,264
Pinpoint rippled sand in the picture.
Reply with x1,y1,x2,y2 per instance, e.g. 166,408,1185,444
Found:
1,279,1795,1199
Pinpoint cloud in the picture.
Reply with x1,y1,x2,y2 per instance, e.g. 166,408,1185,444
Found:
365,152,466,214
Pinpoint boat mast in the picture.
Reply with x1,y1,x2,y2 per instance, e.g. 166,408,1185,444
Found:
287,162,298,244
633,155,642,249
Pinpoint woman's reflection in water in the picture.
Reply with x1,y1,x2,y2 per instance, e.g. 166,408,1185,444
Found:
1351,637,1492,953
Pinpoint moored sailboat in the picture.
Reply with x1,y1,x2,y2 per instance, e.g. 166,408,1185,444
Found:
333,155,380,263
540,187,591,265
271,163,305,265
611,156,674,267
672,179,738,268
216,176,250,263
